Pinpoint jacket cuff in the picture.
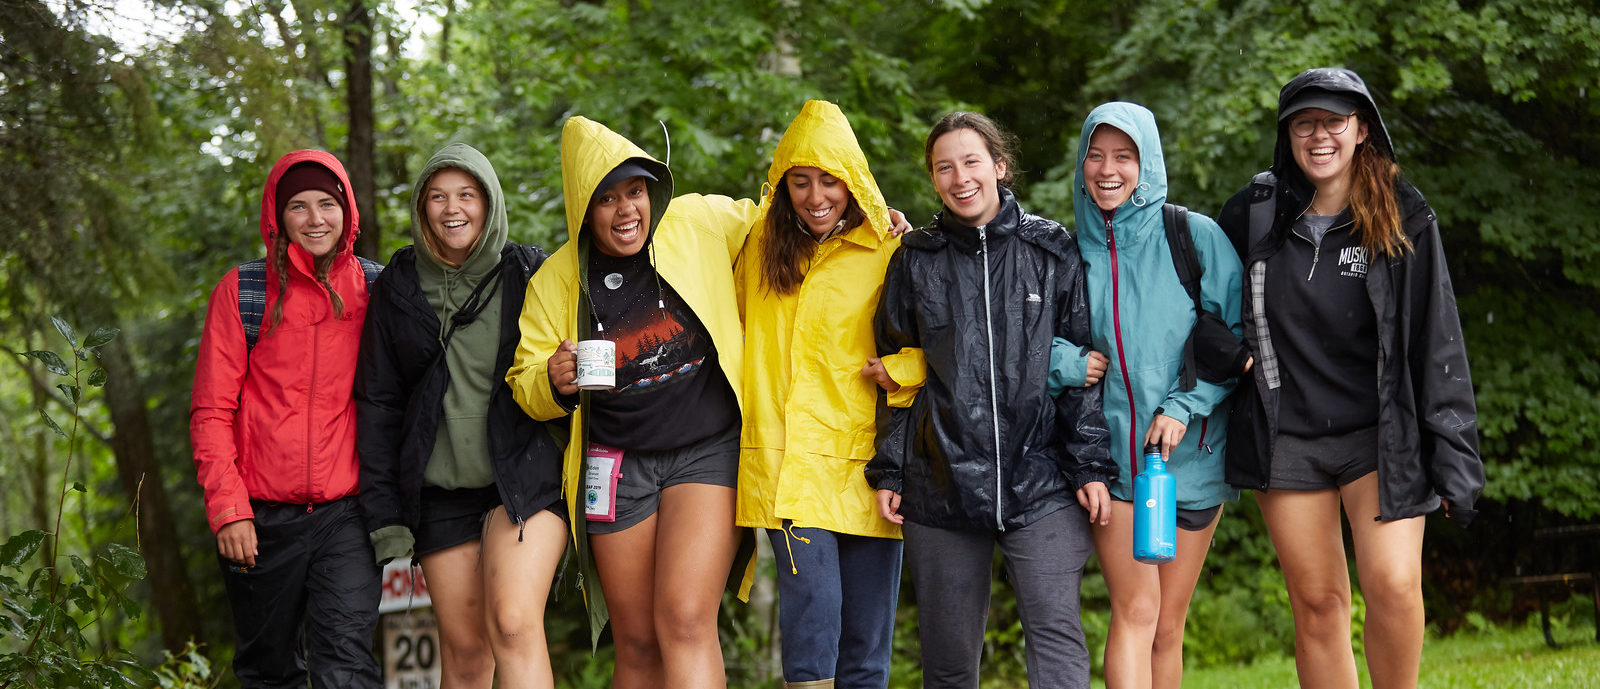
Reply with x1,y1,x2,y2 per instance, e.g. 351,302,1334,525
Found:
1049,337,1091,397
1072,470,1115,493
868,474,903,494
208,503,255,534
370,525,416,567
881,347,926,408
1156,398,1196,426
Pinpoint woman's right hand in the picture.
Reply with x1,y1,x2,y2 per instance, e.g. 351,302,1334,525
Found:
875,489,905,525
549,339,579,396
861,357,902,393
1084,350,1109,386
217,519,258,567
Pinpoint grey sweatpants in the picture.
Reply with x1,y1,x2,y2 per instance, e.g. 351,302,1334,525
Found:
903,505,1095,689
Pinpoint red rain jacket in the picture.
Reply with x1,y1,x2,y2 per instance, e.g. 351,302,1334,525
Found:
189,150,369,533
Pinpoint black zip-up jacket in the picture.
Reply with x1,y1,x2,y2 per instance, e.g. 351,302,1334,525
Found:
1216,67,1484,526
355,244,566,537
867,189,1115,533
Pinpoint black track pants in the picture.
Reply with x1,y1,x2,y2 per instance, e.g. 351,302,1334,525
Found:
220,496,382,689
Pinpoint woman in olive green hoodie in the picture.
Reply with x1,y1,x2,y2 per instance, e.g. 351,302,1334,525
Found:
357,143,566,689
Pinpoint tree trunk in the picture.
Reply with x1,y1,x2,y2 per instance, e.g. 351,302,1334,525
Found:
99,342,203,650
383,27,409,198
345,0,378,260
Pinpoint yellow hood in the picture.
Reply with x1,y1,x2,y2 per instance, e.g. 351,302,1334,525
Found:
559,116,674,243
756,100,891,245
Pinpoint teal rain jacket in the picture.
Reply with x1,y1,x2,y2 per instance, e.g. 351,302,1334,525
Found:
1053,102,1243,509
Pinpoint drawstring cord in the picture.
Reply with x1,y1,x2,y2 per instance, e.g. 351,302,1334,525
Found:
781,522,810,575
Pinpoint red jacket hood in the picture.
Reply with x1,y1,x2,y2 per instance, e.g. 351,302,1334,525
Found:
259,150,362,277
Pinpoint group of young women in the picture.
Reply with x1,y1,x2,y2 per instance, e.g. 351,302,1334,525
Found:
190,66,1485,689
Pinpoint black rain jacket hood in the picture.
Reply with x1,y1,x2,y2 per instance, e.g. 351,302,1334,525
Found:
1217,67,1485,526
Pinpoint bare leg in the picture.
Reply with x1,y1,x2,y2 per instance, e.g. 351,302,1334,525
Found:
1093,501,1160,689
1340,474,1426,689
653,483,741,689
481,507,568,689
419,542,494,689
1150,508,1221,689
1094,502,1221,689
1255,489,1359,689
592,514,663,689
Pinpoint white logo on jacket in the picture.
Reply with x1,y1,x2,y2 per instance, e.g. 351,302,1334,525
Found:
1338,246,1369,278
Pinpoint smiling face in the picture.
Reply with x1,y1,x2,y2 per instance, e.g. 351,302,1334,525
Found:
929,128,1008,227
784,166,853,238
281,190,345,259
1287,108,1368,191
587,176,651,257
1083,125,1141,212
424,168,486,265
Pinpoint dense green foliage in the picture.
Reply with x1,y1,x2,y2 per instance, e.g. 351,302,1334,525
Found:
2,0,1597,685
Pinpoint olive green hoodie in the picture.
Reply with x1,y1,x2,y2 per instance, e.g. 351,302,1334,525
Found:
412,143,509,489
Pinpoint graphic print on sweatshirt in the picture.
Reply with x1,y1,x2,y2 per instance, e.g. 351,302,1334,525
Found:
587,252,712,399
1338,245,1369,279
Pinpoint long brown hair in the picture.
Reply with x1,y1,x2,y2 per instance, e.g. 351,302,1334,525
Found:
266,229,346,333
760,179,866,295
922,111,1019,187
1347,110,1411,258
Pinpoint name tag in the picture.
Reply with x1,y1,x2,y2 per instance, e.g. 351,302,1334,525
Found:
584,443,624,522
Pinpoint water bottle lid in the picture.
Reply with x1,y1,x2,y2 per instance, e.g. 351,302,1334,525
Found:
1143,442,1161,456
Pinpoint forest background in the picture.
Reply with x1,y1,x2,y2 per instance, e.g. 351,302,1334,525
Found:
2,0,1597,686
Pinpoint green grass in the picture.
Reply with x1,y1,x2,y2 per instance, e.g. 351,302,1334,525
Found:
1169,622,1600,689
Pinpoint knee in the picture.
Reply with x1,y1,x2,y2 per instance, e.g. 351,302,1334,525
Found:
1360,567,1422,609
656,603,717,648
488,606,547,650
610,620,661,662
1152,614,1188,655
440,633,494,682
1290,587,1352,630
1114,593,1162,633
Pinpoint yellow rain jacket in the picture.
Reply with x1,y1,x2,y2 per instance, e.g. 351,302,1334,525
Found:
735,100,923,541
506,115,760,647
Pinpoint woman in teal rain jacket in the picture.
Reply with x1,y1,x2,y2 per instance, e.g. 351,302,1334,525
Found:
1051,102,1243,689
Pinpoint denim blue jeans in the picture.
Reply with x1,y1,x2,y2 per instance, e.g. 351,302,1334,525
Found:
767,522,903,688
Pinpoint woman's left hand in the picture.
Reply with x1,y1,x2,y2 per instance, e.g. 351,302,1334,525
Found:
1144,413,1188,458
1077,482,1110,525
887,208,913,237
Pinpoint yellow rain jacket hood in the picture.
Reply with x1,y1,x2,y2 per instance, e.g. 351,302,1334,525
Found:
735,100,916,541
506,116,759,648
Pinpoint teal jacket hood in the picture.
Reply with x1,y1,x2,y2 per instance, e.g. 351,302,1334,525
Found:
1073,102,1168,249
1056,102,1243,509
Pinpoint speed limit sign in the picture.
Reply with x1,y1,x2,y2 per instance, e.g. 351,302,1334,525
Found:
379,558,440,689
382,609,441,689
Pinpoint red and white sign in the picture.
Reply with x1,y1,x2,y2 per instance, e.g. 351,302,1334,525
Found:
378,557,432,614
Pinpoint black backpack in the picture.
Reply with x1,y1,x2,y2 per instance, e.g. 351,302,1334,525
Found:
237,257,384,352
1161,204,1250,391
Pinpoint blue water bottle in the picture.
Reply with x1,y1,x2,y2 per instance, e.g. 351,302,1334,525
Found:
1133,442,1176,564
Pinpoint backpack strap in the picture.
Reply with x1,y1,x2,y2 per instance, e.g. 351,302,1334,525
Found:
1246,170,1278,256
1163,203,1202,392
238,256,383,354
358,256,384,290
236,258,269,353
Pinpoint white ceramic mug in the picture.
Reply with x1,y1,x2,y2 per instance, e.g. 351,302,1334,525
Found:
575,339,617,390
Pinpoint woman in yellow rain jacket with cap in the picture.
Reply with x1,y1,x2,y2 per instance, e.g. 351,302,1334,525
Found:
506,116,759,689
735,100,923,689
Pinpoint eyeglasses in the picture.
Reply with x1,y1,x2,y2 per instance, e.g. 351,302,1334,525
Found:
1290,112,1355,138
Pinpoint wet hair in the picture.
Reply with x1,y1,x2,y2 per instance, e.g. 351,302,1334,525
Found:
1345,109,1411,258
760,175,867,295
267,226,346,333
922,111,1020,187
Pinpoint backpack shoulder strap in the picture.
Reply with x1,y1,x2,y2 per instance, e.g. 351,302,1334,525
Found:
358,256,384,290
1162,203,1201,305
1247,170,1278,256
1163,204,1201,392
236,258,268,353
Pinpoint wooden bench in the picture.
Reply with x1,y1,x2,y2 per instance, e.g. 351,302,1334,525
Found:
1506,524,1600,648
